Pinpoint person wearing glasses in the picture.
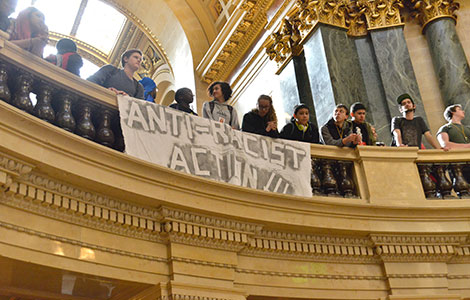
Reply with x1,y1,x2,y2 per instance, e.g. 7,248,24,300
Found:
241,94,279,138
169,87,198,115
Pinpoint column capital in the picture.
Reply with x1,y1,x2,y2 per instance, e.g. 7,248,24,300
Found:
407,0,460,31
357,0,405,30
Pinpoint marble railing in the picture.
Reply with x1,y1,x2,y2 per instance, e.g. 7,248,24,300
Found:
417,150,470,199
0,36,123,151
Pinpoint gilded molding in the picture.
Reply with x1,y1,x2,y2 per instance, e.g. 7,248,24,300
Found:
407,0,460,30
200,0,274,84
0,220,168,262
345,2,368,36
356,0,405,30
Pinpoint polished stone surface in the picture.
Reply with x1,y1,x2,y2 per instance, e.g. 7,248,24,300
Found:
293,52,318,126
355,36,392,145
303,25,368,128
278,58,302,123
370,27,431,147
303,28,336,128
425,18,470,126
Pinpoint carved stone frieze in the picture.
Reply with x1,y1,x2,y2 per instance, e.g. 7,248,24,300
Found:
235,267,386,280
407,0,460,29
0,220,167,262
0,152,33,177
357,0,405,29
371,234,467,262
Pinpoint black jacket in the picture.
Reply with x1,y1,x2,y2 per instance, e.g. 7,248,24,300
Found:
242,111,279,138
280,119,320,144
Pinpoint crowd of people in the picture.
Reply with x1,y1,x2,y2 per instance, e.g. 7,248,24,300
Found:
1,0,469,151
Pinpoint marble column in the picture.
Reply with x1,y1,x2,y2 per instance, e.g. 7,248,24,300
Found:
278,54,318,127
354,35,392,144
369,26,431,147
303,25,369,128
424,18,470,126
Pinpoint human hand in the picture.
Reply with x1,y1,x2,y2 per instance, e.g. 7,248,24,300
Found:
371,126,378,139
343,134,357,145
266,121,277,132
398,144,408,147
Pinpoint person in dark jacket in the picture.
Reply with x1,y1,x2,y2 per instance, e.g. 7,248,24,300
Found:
45,38,83,76
242,94,279,138
280,104,320,144
320,103,358,147
169,87,197,115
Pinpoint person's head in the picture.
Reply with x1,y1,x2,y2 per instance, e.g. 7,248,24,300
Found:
56,38,77,54
256,94,277,121
333,104,349,123
208,81,232,102
139,77,157,100
0,0,17,17
294,103,310,126
350,102,367,124
121,49,142,70
175,87,194,105
15,7,45,39
397,93,416,113
444,104,464,122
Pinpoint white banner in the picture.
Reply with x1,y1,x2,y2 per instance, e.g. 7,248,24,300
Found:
118,96,312,197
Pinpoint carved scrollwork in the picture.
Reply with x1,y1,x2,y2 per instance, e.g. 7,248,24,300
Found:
407,0,460,29
356,0,405,29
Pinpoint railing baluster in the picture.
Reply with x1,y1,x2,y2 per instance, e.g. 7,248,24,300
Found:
12,71,33,113
418,164,437,198
96,108,115,147
33,82,55,123
320,160,338,195
311,159,321,195
449,163,470,198
337,161,354,197
433,164,453,198
0,63,11,103
55,92,76,132
76,103,96,141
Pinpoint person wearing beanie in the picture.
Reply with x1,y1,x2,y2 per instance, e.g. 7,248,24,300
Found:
320,104,358,147
350,102,377,146
280,103,320,144
169,87,197,115
45,38,83,76
391,93,444,149
139,77,157,102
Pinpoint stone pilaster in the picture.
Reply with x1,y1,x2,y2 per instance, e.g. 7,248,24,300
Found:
408,1,470,125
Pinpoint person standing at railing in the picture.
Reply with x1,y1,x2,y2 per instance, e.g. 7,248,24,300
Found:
9,7,48,57
391,93,446,150
320,104,358,147
87,49,144,99
169,87,198,115
202,81,239,130
350,102,377,146
45,38,83,76
437,104,470,149
242,94,279,138
0,0,17,35
280,103,320,144
139,77,157,102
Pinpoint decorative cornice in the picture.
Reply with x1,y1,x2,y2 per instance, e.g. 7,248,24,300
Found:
357,0,405,30
345,2,368,36
0,220,167,262
235,267,386,280
407,0,460,31
0,152,34,177
199,0,274,84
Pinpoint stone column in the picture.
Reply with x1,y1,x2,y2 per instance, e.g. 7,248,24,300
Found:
409,0,470,125
359,0,431,146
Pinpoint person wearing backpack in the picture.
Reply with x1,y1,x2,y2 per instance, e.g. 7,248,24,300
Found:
280,104,320,144
45,38,83,76
87,49,144,99
202,81,239,130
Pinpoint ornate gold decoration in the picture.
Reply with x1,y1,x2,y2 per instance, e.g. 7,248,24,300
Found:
199,0,274,84
345,2,368,36
407,0,460,30
356,0,405,30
